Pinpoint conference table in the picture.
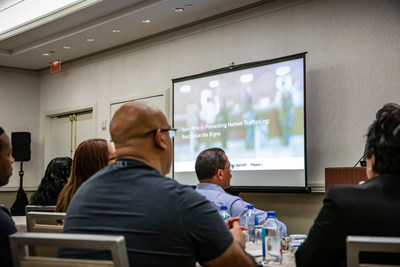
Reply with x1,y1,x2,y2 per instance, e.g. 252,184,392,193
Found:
13,215,295,266
246,242,295,267
196,241,295,266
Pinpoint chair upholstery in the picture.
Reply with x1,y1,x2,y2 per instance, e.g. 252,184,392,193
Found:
347,235,400,267
9,232,129,267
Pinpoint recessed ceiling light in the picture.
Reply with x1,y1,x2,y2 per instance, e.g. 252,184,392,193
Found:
141,19,150,23
86,38,94,42
112,29,121,33
42,53,50,56
185,4,193,8
174,8,184,12
63,46,71,49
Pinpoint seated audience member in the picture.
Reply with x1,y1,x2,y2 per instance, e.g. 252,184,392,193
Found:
195,148,287,236
0,127,16,267
55,138,114,212
361,102,400,163
30,157,72,205
59,102,257,267
296,105,400,267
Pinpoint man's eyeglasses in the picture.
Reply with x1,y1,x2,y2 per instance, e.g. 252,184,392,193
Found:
145,128,177,138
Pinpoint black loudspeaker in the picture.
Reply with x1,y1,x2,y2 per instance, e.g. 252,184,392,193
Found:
11,132,31,162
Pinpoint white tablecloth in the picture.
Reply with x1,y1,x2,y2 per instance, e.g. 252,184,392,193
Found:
246,241,295,267
12,216,26,232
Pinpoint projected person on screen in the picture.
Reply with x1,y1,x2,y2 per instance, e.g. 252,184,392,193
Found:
273,70,295,146
241,87,255,149
199,89,220,149
216,99,230,149
195,148,287,236
186,98,199,159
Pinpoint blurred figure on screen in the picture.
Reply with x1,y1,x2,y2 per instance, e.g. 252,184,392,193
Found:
273,69,295,146
186,98,199,159
199,89,220,149
241,87,255,149
195,147,287,236
216,99,231,149
296,104,400,267
30,157,72,205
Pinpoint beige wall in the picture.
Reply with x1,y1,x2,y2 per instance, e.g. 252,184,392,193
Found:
0,68,41,190
0,191,35,210
240,192,324,235
1,0,399,234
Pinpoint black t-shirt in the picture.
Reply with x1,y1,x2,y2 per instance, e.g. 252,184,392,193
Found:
0,206,17,267
60,159,233,266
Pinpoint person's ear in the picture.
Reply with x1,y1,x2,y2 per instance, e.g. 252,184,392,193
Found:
217,169,223,180
154,130,168,150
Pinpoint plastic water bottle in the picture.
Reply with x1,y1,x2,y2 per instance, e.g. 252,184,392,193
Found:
219,205,231,220
244,204,256,243
262,211,282,264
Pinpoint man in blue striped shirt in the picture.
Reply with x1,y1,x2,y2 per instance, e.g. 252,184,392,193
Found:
195,148,287,236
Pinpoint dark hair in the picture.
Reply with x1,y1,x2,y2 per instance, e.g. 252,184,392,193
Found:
195,148,227,180
30,157,72,205
366,107,400,174
376,103,400,119
56,138,109,212
0,127,4,152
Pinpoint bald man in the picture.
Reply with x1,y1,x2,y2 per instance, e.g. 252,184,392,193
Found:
60,102,257,267
0,127,16,267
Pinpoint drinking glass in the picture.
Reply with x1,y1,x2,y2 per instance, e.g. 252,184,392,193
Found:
288,234,307,258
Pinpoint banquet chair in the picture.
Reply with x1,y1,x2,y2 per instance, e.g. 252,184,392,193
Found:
26,211,66,256
26,211,65,233
347,235,400,267
10,232,129,267
25,205,56,214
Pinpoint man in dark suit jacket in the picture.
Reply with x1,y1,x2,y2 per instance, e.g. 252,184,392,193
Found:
296,105,400,267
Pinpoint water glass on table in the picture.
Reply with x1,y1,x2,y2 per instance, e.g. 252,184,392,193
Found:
288,234,307,258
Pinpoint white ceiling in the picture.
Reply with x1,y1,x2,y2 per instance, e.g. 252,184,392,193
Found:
0,0,274,71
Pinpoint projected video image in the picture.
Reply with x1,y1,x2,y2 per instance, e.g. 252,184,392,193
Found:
173,57,305,174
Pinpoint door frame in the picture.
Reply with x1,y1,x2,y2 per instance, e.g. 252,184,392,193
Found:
43,103,98,169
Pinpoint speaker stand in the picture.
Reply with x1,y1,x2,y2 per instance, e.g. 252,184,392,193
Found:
19,162,24,188
10,162,29,216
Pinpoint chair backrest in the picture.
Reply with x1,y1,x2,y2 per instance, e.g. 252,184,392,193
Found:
347,235,400,267
10,232,130,267
26,211,66,256
26,211,65,233
25,205,56,214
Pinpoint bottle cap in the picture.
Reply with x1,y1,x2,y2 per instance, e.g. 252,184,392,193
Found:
267,211,276,218
220,205,228,211
247,204,254,209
